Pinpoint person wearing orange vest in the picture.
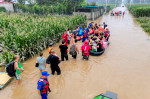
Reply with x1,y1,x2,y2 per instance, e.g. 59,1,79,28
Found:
48,43,54,54
99,24,104,32
37,71,51,99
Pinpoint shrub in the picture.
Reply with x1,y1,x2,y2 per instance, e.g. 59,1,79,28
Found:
136,17,150,34
0,7,6,12
128,4,150,17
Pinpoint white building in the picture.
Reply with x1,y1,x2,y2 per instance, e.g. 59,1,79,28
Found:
12,0,36,4
0,1,14,12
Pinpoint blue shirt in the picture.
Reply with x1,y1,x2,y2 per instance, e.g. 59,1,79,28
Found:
37,78,47,90
84,27,89,33
88,23,92,28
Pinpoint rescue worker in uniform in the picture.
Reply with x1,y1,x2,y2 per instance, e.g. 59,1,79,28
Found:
37,71,51,99
81,40,91,60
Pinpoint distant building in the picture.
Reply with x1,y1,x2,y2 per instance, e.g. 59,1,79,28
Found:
12,0,36,4
73,6,104,20
0,1,14,12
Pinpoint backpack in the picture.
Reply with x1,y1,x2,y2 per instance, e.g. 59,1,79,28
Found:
69,44,77,55
6,61,16,77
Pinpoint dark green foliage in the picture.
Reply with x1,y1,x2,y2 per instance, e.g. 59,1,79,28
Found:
134,7,150,17
128,4,150,35
14,0,86,14
0,7,6,12
136,17,150,34
128,4,150,17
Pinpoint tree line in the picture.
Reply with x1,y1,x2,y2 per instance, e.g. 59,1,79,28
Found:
13,0,87,14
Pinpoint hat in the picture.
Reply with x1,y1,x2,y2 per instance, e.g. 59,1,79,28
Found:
49,43,53,46
84,40,89,44
42,71,50,76
106,27,109,30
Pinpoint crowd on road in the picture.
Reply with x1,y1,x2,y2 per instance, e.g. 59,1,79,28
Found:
6,21,110,99
111,11,125,16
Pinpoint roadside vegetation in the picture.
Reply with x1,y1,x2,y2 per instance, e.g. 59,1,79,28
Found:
14,0,87,15
0,13,86,65
0,7,6,12
128,4,150,34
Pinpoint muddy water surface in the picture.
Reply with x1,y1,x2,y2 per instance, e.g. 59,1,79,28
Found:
1,8,150,99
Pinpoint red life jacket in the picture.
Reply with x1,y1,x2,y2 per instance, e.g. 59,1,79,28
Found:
83,32,87,37
81,44,91,55
39,78,50,94
105,31,110,37
62,34,68,41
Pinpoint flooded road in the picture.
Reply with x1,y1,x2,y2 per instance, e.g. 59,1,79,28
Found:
1,8,150,99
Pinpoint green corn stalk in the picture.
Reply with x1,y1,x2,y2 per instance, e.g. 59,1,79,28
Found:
0,13,86,64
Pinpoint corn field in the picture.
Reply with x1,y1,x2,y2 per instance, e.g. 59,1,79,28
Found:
128,4,150,17
136,17,150,34
0,13,86,64
128,4,150,35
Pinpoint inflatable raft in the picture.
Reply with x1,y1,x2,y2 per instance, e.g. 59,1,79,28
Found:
0,72,13,90
90,49,105,56
94,91,118,99
76,36,82,41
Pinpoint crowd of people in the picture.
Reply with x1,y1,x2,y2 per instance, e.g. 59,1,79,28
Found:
111,11,125,16
7,21,110,99
37,21,110,99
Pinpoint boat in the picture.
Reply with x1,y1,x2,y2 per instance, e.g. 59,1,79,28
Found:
90,49,105,56
76,36,82,41
93,91,118,99
0,72,13,90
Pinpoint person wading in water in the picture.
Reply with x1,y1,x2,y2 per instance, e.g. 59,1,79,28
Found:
81,40,91,60
36,52,46,74
69,39,79,59
37,71,51,99
14,55,24,85
59,41,68,61
46,50,61,75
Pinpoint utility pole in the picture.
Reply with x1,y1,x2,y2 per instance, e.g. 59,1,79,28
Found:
105,0,107,13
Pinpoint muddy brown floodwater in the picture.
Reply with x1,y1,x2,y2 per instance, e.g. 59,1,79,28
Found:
1,9,150,99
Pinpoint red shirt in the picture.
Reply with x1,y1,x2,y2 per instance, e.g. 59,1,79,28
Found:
105,31,110,37
81,44,91,55
62,34,68,41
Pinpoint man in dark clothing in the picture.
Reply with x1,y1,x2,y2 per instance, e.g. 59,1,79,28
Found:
59,41,68,61
103,22,107,29
46,50,61,75
97,40,103,52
